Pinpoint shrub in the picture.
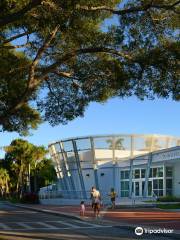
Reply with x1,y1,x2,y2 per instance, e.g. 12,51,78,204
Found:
157,196,180,202
20,192,39,204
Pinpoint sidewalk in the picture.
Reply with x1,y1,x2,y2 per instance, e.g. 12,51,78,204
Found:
7,202,180,235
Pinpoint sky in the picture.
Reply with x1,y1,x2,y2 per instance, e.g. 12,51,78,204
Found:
1,96,179,157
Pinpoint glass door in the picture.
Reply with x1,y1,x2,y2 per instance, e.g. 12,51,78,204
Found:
133,180,145,197
134,181,140,197
142,181,145,196
148,180,153,196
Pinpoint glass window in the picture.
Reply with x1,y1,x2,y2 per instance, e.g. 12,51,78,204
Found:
121,181,129,191
75,138,91,150
166,166,173,177
166,179,172,189
153,190,158,196
141,169,146,178
121,170,129,179
149,168,153,178
153,179,158,189
54,143,61,152
153,168,158,178
158,190,163,196
134,169,140,179
157,167,163,177
121,191,129,197
125,181,129,190
62,141,74,152
94,137,113,149
166,189,172,196
125,170,129,179
158,179,163,189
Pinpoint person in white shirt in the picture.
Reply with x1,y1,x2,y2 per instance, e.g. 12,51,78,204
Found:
90,186,101,217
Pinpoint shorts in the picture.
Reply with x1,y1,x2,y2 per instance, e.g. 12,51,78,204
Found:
93,203,100,211
111,197,115,202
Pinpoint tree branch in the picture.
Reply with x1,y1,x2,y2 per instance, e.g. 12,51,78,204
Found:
27,25,60,91
3,25,60,116
0,0,42,28
45,78,61,107
53,71,74,78
0,42,30,49
53,71,81,86
0,31,32,44
39,47,132,80
76,1,180,15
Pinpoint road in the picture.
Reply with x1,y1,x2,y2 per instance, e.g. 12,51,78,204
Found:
0,202,175,240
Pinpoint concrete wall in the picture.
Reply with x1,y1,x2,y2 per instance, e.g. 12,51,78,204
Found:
173,161,180,197
40,198,91,205
82,169,95,191
97,167,113,193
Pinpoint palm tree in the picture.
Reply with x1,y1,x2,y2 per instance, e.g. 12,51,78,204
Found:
0,168,10,197
144,138,161,151
106,138,125,150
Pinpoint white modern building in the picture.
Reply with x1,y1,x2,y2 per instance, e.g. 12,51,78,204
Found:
46,134,180,200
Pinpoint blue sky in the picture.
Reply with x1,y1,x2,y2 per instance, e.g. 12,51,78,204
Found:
1,96,179,157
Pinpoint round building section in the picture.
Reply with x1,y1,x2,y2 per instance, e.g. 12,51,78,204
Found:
48,134,180,200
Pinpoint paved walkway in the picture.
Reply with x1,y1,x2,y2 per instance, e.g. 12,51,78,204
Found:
11,203,180,233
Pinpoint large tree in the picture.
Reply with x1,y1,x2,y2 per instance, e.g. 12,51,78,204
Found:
0,0,179,134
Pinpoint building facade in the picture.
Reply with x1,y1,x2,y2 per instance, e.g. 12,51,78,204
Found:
48,134,180,199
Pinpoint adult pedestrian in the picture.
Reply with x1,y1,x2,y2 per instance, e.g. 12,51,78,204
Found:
90,186,101,217
109,188,117,209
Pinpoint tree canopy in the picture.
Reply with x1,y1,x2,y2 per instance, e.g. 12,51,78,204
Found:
0,168,10,196
4,139,48,193
0,0,179,134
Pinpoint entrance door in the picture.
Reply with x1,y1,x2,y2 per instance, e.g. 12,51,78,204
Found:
133,181,145,197
134,181,140,197
148,180,153,197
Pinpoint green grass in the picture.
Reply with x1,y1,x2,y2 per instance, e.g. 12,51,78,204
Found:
157,203,180,209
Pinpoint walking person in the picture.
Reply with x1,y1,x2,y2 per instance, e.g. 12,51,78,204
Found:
90,187,95,209
109,188,117,209
90,186,101,218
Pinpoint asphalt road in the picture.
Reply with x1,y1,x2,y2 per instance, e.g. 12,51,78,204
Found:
0,202,175,240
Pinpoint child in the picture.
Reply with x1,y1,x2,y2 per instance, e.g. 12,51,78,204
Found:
80,201,85,217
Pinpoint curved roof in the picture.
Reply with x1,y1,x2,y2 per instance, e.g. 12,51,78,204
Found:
48,133,179,147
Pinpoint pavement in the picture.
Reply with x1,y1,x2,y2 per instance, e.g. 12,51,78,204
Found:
1,201,176,240
5,201,180,239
